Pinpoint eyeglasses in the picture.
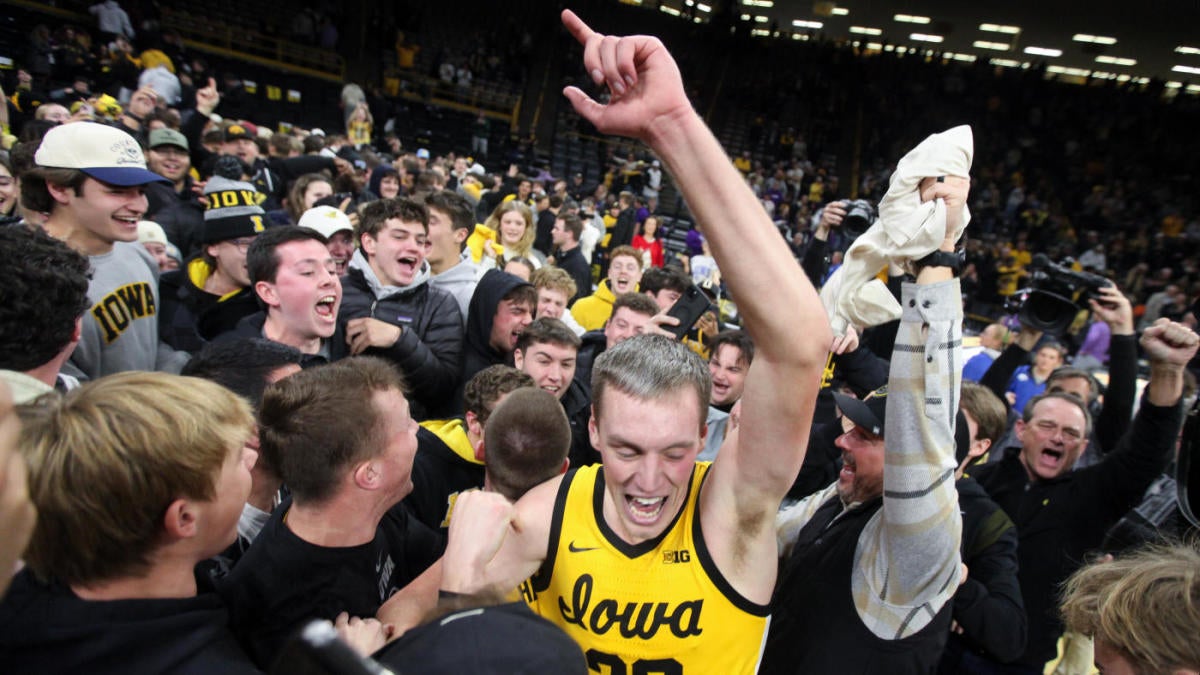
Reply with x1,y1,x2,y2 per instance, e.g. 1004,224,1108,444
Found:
227,238,256,251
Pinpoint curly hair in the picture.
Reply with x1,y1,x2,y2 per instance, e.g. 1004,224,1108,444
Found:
0,225,91,370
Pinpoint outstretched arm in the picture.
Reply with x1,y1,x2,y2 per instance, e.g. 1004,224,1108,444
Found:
855,177,967,639
561,10,830,604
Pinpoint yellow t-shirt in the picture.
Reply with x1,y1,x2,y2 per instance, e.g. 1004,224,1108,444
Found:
522,463,770,674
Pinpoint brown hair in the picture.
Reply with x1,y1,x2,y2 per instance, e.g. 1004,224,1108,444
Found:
20,166,87,214
258,357,406,504
484,387,570,500
462,365,534,426
959,381,1008,446
484,201,535,258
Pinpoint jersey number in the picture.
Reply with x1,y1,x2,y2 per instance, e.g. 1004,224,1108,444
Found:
586,649,683,675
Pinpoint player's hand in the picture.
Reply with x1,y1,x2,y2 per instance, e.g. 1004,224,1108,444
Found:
1088,286,1134,336
561,10,693,143
346,317,401,355
1140,318,1199,368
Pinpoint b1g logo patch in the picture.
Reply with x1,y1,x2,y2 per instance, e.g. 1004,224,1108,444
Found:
662,549,691,564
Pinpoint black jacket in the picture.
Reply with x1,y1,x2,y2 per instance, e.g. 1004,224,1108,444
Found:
338,256,464,420
762,496,952,674
560,377,598,468
159,259,259,353
0,570,259,674
145,175,206,258
456,269,533,410
217,311,347,367
557,246,592,306
939,476,1026,670
570,329,608,401
968,397,1183,667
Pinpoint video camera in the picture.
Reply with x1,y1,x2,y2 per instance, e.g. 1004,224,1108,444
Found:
840,199,878,239
1005,254,1112,336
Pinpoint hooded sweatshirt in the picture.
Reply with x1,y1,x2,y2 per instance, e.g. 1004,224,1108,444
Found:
402,418,486,532
339,249,464,420
456,269,533,411
0,570,259,674
430,248,482,323
570,278,619,331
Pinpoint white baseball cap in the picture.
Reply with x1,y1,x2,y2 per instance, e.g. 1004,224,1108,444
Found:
298,206,354,239
35,122,170,186
137,220,168,246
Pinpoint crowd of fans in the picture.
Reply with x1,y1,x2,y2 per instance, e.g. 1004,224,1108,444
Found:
1,3,1199,675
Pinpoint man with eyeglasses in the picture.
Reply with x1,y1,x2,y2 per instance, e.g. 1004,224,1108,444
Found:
144,128,206,258
967,318,1199,673
338,197,464,420
159,174,266,353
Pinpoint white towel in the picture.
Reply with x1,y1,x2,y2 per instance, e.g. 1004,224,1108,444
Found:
821,125,974,336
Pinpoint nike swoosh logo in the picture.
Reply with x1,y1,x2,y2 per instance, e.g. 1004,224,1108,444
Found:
568,541,600,553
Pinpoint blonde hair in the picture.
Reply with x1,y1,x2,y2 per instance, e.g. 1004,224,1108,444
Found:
485,201,535,258
1061,543,1200,675
531,266,577,301
19,372,254,586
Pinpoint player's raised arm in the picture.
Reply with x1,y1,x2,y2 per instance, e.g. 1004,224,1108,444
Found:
561,8,830,595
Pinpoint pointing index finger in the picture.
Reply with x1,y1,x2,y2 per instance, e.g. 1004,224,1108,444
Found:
561,9,597,45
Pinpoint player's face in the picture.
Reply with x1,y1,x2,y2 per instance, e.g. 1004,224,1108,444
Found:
591,387,704,545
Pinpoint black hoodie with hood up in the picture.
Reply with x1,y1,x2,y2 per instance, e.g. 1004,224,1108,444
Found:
455,269,533,412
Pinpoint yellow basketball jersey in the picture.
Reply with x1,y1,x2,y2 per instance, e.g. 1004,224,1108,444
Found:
521,463,770,674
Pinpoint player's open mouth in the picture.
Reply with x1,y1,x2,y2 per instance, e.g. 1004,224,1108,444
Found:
396,255,418,277
626,496,666,523
315,295,338,321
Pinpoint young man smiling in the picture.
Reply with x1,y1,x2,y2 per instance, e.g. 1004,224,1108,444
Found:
570,244,642,331
24,122,188,378
221,226,344,363
444,12,830,673
339,197,464,419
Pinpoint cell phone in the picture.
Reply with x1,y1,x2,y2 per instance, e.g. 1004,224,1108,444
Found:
665,283,714,340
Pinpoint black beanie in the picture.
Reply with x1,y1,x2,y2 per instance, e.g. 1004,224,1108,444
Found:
202,175,266,244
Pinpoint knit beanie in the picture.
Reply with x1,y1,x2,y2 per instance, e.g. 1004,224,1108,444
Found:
202,158,266,244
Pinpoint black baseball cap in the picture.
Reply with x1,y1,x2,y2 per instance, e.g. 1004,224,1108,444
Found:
833,387,887,437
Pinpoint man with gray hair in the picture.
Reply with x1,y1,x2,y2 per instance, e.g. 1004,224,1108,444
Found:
440,12,831,671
